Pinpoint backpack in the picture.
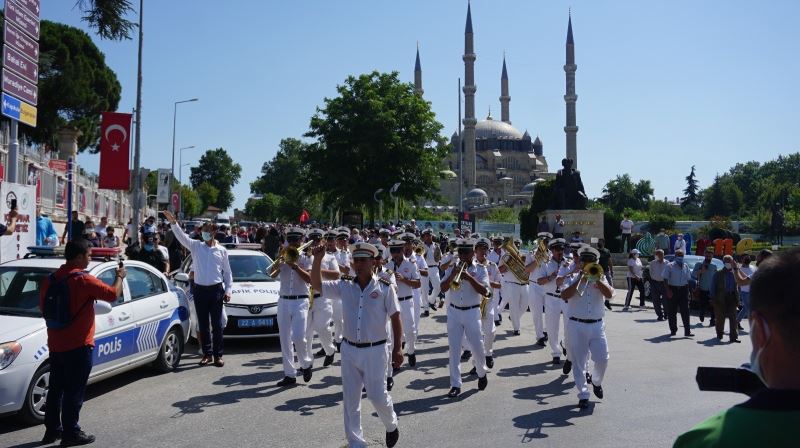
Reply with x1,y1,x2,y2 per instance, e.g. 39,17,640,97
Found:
42,271,87,329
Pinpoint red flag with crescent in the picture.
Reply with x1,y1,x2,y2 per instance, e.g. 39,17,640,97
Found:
99,112,132,189
299,209,310,223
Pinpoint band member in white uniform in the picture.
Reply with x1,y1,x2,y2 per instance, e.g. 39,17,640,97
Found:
401,233,427,323
421,229,442,313
374,244,398,391
487,236,505,326
310,243,403,448
305,229,342,366
333,229,352,351
536,238,569,365
525,234,550,347
441,238,490,398
474,237,502,368
499,237,529,336
388,239,421,367
275,227,315,386
560,246,614,409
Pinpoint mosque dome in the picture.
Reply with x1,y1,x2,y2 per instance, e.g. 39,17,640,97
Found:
475,115,524,140
466,187,488,198
521,182,537,193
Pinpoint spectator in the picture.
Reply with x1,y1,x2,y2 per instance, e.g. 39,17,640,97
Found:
102,227,120,248
94,217,108,240
537,215,550,233
36,205,58,246
215,225,229,242
673,248,800,447
569,230,583,244
693,249,718,326
38,239,125,446
84,229,101,248
620,214,634,253
129,232,168,275
140,216,157,235
654,228,671,254
735,253,755,331
623,249,645,311
710,255,741,343
552,214,565,239
61,211,85,244
596,238,614,310
122,218,135,245
674,233,687,255
649,249,668,321
662,249,694,337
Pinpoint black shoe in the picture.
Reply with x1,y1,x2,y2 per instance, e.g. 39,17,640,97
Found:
486,356,494,369
685,332,695,337
335,341,341,353
536,337,547,347
497,314,503,324
578,399,589,410
512,330,520,336
315,348,326,358
657,316,664,321
468,366,477,375
302,366,313,383
447,387,461,398
552,357,561,365
604,300,612,311
421,310,429,317
460,350,472,362
709,320,715,327
543,331,548,341
586,372,593,384
430,303,437,311
42,430,62,444
478,375,488,391
561,340,567,356
494,319,501,327
276,376,297,387
593,384,604,399
408,353,416,367
717,335,723,341
323,353,335,367
730,338,741,344
386,428,400,448
699,315,705,323
737,323,744,331
387,377,394,391
60,431,95,447
670,330,677,336
562,359,572,375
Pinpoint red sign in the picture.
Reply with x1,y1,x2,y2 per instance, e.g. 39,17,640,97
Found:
48,159,67,172
98,112,132,190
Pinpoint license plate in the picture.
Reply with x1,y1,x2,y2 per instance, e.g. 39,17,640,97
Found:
237,318,273,328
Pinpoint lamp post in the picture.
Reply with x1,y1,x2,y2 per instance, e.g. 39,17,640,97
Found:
170,98,199,211
178,145,197,219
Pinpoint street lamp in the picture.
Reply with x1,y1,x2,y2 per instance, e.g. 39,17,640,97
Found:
170,98,199,211
178,145,197,186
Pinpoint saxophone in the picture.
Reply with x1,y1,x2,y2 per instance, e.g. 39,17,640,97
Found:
478,260,491,319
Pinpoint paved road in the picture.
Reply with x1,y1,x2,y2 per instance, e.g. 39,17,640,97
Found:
1,291,750,448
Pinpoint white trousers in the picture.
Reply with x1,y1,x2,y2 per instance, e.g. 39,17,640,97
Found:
419,275,429,311
306,297,335,356
398,297,417,355
277,298,312,377
502,282,529,331
447,305,486,387
528,286,545,340
341,343,398,448
412,288,423,323
462,296,497,356
545,294,568,358
332,300,344,344
566,319,609,400
427,269,441,305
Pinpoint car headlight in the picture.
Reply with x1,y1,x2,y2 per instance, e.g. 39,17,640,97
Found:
0,341,22,370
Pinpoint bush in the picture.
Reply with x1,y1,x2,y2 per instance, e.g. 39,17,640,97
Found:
645,214,676,233
603,210,623,253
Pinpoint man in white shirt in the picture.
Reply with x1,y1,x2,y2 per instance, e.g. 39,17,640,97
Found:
560,246,614,409
536,238,570,365
499,237,529,337
673,233,687,255
648,249,669,321
620,215,634,253
421,229,442,314
310,243,403,448
163,210,232,367
487,236,506,326
388,239,421,367
441,238,491,398
402,233,428,322
305,229,341,367
526,233,551,346
94,216,108,240
473,238,502,368
333,229,352,350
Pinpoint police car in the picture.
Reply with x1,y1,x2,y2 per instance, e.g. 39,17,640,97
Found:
0,251,191,424
173,245,280,338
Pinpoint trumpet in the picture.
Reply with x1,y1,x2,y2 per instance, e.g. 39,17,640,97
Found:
268,240,315,278
577,262,604,296
414,245,426,257
451,261,467,290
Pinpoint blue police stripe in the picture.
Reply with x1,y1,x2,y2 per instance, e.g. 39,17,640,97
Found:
93,308,183,366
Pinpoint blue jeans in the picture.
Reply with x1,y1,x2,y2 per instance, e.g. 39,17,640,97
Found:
195,283,225,357
45,345,94,435
736,291,750,323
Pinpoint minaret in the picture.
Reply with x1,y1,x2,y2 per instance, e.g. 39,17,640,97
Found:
462,2,477,188
414,44,423,96
500,54,510,124
564,11,579,169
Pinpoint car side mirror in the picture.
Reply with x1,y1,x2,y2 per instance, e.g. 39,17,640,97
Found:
173,272,190,283
94,300,113,315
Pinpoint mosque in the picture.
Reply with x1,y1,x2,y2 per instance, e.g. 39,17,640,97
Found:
414,4,580,212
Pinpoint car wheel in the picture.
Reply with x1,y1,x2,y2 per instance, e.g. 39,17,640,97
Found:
643,279,651,298
19,363,49,425
153,327,183,372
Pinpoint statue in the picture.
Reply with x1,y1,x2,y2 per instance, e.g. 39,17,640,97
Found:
552,158,588,210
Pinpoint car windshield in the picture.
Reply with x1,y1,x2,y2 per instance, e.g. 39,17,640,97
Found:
230,254,275,282
0,267,56,318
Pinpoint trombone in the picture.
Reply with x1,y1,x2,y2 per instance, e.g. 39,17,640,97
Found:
577,262,604,296
268,240,314,278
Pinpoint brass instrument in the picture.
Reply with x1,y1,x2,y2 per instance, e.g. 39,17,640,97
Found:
577,262,604,296
533,238,549,265
268,240,314,278
414,245,426,257
499,239,530,284
451,261,467,290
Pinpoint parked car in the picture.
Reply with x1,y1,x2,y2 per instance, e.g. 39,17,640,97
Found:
0,256,190,424
172,246,279,338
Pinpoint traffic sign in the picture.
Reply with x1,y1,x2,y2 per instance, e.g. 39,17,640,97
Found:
3,45,38,83
48,159,68,172
5,0,40,40
4,22,39,62
1,92,36,127
13,0,40,16
2,68,37,105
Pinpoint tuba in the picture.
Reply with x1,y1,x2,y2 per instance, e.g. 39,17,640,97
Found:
577,262,604,296
499,239,530,284
268,240,315,278
533,238,549,265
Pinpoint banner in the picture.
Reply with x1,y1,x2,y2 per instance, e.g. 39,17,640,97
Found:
0,182,35,263
156,169,171,203
98,112,132,189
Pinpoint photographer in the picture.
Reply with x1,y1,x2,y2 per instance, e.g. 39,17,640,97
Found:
674,248,800,447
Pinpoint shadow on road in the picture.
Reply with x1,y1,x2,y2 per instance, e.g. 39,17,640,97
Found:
496,361,551,378
644,334,678,344
512,402,595,441
511,375,572,406
275,390,342,415
392,388,479,417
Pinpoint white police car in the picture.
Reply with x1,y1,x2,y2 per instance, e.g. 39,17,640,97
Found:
0,255,190,424
173,246,280,338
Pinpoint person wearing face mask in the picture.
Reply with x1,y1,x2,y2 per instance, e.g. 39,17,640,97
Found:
662,250,694,337
623,249,645,311
673,248,800,447
596,238,614,311
673,233,687,256
648,249,669,321
710,255,742,343
693,248,719,326
129,232,168,274
735,254,755,331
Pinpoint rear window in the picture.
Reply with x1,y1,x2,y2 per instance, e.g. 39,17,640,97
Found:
0,267,56,318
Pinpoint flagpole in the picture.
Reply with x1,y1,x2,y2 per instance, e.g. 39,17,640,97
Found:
131,0,145,226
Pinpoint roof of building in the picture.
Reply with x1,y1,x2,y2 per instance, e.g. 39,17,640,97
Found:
475,115,524,140
466,187,488,198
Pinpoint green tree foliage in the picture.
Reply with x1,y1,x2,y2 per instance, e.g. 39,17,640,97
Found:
600,174,654,214
681,165,701,214
2,17,123,151
189,148,241,210
529,180,554,216
78,0,137,40
245,194,282,222
195,182,219,213
484,207,518,223
702,176,745,219
649,199,682,217
304,71,447,219
249,138,318,221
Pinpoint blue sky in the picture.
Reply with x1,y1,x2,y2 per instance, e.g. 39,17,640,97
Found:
40,0,800,212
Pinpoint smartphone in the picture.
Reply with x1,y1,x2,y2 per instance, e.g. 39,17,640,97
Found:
10,199,16,210
118,255,124,269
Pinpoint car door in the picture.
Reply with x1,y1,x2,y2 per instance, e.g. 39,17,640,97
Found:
91,266,138,376
127,264,176,361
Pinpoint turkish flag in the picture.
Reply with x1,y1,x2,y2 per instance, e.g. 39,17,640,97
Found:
98,112,132,189
299,209,310,223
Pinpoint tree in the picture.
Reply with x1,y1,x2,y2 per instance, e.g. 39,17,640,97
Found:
7,17,122,151
78,0,137,40
634,179,655,209
681,165,701,213
195,182,219,213
304,71,447,219
703,175,727,218
600,174,652,213
484,207,518,223
722,181,744,218
250,138,319,221
245,194,282,222
179,185,201,218
189,148,242,211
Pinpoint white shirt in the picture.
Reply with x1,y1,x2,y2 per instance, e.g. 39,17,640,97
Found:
317,251,340,275
389,256,420,298
411,253,427,275
562,273,614,320
321,276,400,343
157,245,169,262
102,235,119,248
335,249,351,273
481,259,502,293
277,252,312,296
621,219,634,234
627,257,643,278
487,248,504,265
674,238,687,254
424,242,441,266
662,261,691,286
443,260,490,307
537,257,567,295
170,223,233,294
649,259,668,282
94,225,107,239
739,265,755,293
